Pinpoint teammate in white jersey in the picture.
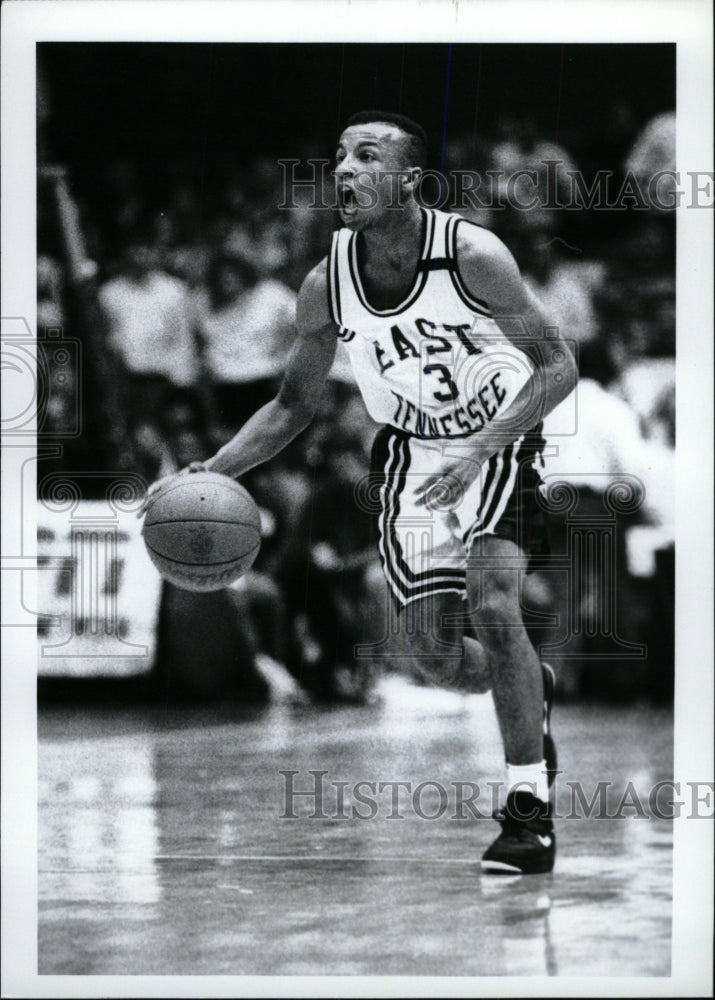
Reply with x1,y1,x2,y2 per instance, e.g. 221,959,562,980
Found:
142,111,578,873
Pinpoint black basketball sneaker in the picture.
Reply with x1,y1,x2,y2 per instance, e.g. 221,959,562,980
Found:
480,789,556,874
481,662,558,874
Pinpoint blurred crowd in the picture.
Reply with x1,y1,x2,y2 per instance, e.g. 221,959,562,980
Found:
37,110,675,704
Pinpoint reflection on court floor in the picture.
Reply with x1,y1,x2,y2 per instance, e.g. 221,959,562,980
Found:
39,686,673,976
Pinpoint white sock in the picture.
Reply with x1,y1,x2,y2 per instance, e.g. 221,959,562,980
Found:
507,761,549,804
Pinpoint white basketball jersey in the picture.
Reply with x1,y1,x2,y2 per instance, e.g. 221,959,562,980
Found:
327,208,535,438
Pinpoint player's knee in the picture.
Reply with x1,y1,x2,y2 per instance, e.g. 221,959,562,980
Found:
399,623,440,665
469,571,523,649
406,643,461,686
392,594,466,683
395,608,455,678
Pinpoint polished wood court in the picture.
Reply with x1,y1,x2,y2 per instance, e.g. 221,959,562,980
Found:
39,682,673,977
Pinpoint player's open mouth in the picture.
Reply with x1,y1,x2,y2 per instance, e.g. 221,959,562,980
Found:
338,187,359,216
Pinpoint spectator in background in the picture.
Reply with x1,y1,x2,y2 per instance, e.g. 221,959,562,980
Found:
37,254,64,330
98,235,199,431
276,421,379,704
245,380,371,581
97,159,147,252
542,338,673,527
624,111,676,202
37,255,78,447
210,159,295,285
594,109,676,368
148,180,213,293
595,216,675,365
531,337,674,698
517,219,604,352
476,128,608,353
487,119,578,244
442,131,496,229
616,356,675,449
194,245,297,435
132,386,211,483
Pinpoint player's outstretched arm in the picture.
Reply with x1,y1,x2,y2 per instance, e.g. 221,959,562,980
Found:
139,261,337,512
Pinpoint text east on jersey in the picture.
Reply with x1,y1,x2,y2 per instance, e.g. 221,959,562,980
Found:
372,317,530,438
343,314,535,440
329,209,536,441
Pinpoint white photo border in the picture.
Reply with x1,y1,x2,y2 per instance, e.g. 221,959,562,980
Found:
1,1,713,997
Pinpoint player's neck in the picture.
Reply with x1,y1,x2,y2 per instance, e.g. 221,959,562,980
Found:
360,200,424,268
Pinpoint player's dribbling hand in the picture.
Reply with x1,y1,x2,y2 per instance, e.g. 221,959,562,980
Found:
137,461,208,518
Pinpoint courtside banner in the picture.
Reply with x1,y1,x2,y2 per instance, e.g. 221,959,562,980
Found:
37,501,161,677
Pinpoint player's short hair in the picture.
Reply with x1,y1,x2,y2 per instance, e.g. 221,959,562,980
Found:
344,110,428,168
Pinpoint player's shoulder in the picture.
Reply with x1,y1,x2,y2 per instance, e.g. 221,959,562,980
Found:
299,256,329,295
451,215,516,270
450,216,522,292
296,257,334,331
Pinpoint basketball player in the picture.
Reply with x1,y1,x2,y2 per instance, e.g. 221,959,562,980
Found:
142,112,577,873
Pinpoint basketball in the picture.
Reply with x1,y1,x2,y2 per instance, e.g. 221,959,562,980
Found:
141,471,262,592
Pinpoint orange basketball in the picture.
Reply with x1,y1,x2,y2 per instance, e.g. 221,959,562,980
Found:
142,471,261,592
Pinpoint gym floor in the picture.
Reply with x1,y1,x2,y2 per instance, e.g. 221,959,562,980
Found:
38,681,673,978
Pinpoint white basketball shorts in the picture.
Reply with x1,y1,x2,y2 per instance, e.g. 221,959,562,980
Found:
368,424,548,608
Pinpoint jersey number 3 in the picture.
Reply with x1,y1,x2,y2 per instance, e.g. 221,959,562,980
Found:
424,363,458,402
